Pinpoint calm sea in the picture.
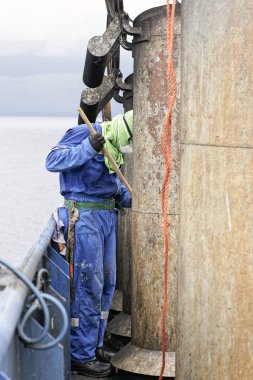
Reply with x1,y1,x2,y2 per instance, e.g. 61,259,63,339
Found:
0,116,77,267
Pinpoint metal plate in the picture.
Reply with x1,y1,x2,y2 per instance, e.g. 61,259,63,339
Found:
20,318,64,380
43,246,70,380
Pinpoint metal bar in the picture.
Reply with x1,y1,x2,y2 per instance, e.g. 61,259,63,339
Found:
83,18,122,88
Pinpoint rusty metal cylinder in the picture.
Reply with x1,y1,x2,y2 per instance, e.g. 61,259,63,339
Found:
131,3,180,351
177,1,253,379
112,5,181,377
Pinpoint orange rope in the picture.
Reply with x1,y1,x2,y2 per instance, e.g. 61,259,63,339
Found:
159,1,177,379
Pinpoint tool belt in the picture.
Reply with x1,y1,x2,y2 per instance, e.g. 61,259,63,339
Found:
64,199,116,211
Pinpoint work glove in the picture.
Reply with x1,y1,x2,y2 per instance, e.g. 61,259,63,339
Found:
89,133,105,152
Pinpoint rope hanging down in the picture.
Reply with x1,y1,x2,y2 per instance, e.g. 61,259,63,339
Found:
159,0,177,379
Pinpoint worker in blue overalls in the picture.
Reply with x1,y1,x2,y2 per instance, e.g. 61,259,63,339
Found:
46,110,133,377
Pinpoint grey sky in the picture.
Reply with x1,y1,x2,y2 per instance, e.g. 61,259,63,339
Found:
0,0,166,117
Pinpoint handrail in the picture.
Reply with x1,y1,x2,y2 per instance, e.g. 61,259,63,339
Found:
0,216,56,367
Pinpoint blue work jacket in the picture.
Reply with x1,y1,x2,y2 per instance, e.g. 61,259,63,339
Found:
45,122,131,207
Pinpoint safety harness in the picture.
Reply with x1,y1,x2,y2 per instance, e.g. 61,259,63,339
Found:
64,199,116,211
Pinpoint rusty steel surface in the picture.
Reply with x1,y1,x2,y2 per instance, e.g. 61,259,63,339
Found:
107,155,133,340
111,343,175,377
106,117,133,335
106,312,131,337
87,18,121,58
131,4,181,353
177,1,253,379
111,289,123,312
81,75,115,105
115,155,132,302
120,155,133,315
132,5,181,216
121,209,132,314
131,213,178,350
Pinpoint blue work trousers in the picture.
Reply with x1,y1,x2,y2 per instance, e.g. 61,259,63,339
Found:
59,207,117,362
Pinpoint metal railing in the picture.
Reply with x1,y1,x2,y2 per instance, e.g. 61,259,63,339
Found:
0,217,56,376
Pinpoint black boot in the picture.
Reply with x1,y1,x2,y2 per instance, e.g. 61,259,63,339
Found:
95,347,116,363
71,359,114,378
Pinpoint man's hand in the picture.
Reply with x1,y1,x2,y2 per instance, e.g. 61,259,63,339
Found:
89,133,105,152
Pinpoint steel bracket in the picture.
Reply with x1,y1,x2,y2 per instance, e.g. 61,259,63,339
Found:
116,75,132,91
79,72,133,123
122,14,142,36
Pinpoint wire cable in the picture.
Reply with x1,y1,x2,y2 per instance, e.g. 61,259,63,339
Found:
25,293,69,350
0,258,68,350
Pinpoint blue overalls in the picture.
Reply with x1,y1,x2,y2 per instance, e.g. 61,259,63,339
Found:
46,122,131,362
